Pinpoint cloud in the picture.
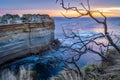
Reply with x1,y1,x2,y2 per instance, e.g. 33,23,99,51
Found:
0,0,120,17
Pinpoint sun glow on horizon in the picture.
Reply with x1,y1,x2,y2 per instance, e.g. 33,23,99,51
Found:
95,7,120,17
60,7,120,17
0,7,120,17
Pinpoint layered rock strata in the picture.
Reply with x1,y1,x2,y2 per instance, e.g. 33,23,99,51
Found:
0,15,55,65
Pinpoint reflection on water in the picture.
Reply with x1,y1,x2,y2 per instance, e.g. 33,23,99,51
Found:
93,27,104,33
54,17,120,39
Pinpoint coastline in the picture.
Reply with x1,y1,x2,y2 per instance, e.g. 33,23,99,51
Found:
50,49,120,80
0,39,61,69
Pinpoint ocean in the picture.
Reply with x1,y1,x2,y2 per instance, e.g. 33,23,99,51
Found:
0,17,120,80
54,17,120,39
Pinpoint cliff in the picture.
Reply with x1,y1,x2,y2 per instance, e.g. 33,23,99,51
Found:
0,15,55,65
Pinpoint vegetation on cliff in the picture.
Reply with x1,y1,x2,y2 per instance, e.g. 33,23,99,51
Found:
0,14,53,25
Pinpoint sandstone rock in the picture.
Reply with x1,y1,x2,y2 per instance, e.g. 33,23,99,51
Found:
0,14,55,65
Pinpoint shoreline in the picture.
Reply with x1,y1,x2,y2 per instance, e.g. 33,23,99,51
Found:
50,49,120,80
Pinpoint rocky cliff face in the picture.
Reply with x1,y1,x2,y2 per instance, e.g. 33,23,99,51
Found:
0,15,55,65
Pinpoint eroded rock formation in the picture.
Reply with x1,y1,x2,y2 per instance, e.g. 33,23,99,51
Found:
0,14,55,65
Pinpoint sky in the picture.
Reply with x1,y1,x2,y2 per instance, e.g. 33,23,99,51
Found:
0,0,120,17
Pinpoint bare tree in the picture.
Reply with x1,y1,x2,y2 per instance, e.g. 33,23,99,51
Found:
53,0,120,80
56,0,120,54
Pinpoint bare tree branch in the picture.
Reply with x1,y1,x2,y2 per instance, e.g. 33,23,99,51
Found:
57,0,120,53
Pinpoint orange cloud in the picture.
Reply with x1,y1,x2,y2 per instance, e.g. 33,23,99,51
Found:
0,7,120,17
95,7,120,17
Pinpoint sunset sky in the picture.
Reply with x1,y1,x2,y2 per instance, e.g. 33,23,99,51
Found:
0,0,120,17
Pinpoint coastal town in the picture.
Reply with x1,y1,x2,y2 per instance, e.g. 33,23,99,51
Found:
0,14,53,25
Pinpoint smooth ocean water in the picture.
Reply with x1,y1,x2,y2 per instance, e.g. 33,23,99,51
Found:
0,17,120,80
54,17,120,39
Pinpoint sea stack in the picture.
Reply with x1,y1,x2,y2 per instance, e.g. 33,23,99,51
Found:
0,14,55,65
